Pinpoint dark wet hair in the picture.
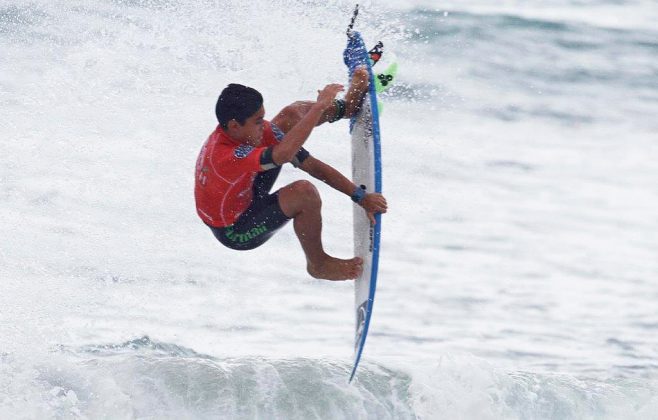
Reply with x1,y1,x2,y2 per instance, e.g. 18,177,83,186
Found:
215,84,263,129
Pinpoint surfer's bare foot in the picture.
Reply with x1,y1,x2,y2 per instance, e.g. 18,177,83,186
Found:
307,256,363,281
344,66,369,118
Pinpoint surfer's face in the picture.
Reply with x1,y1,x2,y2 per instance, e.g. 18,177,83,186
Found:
233,105,265,146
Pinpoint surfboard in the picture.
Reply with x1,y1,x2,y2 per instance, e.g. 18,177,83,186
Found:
344,30,383,383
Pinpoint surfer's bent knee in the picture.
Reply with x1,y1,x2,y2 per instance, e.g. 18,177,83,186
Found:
288,180,320,205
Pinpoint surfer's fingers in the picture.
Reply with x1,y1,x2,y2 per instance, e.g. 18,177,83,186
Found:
362,196,386,214
320,84,345,96
373,194,388,213
371,192,386,203
316,84,345,105
319,83,344,91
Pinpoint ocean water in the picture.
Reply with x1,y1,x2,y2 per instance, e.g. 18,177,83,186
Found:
2,0,658,418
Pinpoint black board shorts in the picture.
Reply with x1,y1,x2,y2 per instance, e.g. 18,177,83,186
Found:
208,167,291,251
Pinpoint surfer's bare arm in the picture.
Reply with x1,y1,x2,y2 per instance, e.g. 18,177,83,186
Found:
299,156,387,224
299,156,354,195
271,84,344,165
271,68,367,132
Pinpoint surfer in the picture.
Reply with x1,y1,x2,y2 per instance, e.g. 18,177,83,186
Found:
194,68,388,281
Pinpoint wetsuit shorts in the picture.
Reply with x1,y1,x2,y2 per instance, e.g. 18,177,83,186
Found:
208,185,290,250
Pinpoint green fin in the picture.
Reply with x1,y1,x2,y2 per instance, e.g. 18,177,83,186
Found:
377,100,384,114
374,61,398,94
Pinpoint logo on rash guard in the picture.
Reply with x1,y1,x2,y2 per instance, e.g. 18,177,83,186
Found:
234,144,254,158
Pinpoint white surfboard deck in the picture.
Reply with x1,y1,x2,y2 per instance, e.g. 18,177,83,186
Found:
346,31,382,383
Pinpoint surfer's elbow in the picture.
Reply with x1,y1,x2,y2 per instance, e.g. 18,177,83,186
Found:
271,146,296,166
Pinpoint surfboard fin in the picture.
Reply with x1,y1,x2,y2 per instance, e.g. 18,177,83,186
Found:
375,61,398,94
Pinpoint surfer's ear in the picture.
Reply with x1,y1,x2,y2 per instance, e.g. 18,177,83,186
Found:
226,119,242,131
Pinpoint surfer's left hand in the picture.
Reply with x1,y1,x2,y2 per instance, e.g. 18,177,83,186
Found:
361,193,387,225
316,83,345,110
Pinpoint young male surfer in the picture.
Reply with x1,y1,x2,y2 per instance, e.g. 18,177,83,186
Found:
194,68,388,280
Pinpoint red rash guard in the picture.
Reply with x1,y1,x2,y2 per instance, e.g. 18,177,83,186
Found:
194,121,279,227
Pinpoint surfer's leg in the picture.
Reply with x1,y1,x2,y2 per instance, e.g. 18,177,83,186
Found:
343,66,369,118
277,180,363,281
270,67,369,132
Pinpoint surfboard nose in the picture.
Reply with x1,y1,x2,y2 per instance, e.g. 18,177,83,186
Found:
343,31,369,75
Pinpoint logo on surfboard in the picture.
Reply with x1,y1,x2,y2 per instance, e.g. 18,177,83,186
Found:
354,301,368,351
